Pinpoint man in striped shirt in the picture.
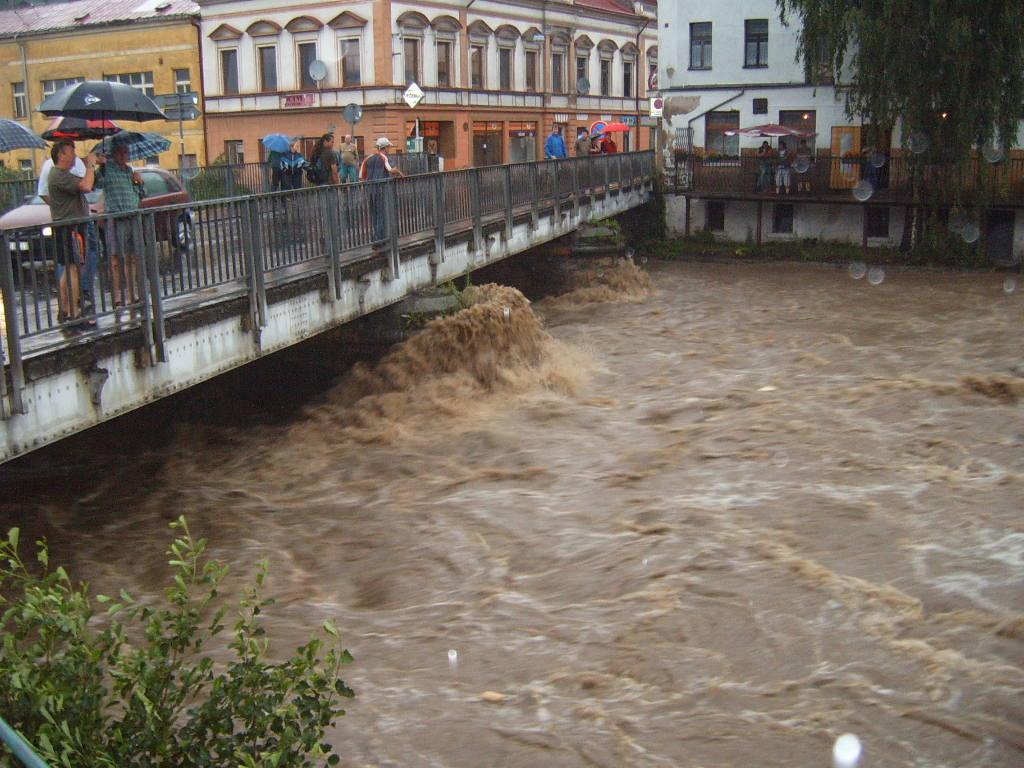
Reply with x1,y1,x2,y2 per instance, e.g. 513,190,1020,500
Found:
96,143,143,308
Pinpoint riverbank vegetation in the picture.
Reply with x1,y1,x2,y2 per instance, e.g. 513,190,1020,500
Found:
0,517,353,767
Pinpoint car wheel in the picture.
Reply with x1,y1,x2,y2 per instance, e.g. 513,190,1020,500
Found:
172,212,193,253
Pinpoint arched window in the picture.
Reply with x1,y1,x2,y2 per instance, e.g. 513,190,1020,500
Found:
495,26,520,91
328,11,367,86
597,39,618,96
397,11,429,84
468,20,493,89
620,42,639,99
574,35,594,93
432,15,462,88
247,21,282,93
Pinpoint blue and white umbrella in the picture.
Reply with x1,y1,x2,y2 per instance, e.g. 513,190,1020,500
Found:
0,118,47,152
91,131,171,162
261,133,292,153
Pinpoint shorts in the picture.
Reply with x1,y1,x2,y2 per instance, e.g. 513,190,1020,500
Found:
105,217,140,257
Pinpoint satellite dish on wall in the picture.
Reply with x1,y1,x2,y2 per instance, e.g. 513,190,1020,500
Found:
576,77,591,95
309,60,328,83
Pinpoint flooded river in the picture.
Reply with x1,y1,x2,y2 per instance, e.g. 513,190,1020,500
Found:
2,260,1022,766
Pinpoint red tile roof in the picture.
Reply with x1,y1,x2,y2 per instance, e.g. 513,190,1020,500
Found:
0,0,198,37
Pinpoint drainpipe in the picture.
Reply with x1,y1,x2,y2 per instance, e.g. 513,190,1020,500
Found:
633,16,649,148
18,39,35,174
191,16,210,165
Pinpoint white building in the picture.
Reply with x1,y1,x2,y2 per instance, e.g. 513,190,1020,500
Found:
656,0,1023,263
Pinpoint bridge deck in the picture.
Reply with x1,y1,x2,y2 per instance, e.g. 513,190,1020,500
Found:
0,152,655,460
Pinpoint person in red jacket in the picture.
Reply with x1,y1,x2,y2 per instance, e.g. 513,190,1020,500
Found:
600,135,618,154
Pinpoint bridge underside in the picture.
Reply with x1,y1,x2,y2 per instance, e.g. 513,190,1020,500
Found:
1,183,650,463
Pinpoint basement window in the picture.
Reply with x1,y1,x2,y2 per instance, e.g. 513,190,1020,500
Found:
773,203,794,234
705,200,725,231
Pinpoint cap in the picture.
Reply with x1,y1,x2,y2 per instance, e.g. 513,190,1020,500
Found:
375,137,393,149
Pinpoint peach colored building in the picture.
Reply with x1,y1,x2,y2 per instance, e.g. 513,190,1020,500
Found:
197,0,658,169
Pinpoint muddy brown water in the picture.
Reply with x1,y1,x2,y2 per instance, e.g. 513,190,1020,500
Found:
1,261,1022,767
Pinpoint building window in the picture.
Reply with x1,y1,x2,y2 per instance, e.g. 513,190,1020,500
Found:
551,52,565,94
779,110,816,153
340,38,361,86
576,55,588,88
866,206,890,238
220,50,238,94
745,19,769,68
705,110,739,157
470,45,484,89
690,22,712,69
224,140,244,164
499,47,513,90
104,71,155,97
773,203,794,234
436,41,452,87
403,37,420,84
753,97,768,115
623,59,634,98
599,58,611,96
174,68,191,94
298,42,318,89
19,158,32,171
11,81,26,119
258,46,277,91
706,200,725,232
41,77,84,99
525,50,537,91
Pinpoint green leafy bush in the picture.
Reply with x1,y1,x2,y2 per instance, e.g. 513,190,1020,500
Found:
0,518,353,767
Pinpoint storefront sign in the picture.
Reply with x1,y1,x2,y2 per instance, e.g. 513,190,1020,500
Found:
282,93,315,108
639,116,659,127
620,115,637,126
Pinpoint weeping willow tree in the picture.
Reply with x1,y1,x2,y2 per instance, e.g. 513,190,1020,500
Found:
779,1,1024,251
777,0,1024,161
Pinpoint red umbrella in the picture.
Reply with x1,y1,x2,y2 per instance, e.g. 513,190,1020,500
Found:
724,123,815,138
601,122,631,133
41,115,121,141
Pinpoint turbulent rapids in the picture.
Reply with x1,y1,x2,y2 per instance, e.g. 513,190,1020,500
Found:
1,259,1021,767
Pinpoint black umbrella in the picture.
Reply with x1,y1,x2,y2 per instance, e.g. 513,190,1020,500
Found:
38,80,166,122
0,118,47,151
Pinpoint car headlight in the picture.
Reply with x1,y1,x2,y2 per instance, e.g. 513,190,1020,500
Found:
41,226,52,237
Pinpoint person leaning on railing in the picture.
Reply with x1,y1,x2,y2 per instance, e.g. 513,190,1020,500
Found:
47,140,98,329
95,142,144,310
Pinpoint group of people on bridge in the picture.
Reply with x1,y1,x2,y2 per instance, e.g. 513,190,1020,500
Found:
544,126,618,160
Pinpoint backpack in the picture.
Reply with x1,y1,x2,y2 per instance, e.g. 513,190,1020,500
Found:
305,155,326,185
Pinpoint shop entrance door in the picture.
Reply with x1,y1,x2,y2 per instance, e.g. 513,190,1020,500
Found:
473,121,504,166
508,121,537,163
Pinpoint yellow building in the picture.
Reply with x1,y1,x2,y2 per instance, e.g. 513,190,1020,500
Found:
0,0,204,175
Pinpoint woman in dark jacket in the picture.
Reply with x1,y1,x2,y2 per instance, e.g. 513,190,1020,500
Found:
279,139,306,191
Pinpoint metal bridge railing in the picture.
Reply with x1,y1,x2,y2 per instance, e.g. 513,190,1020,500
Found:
0,151,654,418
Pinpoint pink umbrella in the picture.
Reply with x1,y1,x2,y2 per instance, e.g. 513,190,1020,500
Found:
724,123,815,138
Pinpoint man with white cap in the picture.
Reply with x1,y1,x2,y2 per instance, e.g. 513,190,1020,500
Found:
359,137,404,244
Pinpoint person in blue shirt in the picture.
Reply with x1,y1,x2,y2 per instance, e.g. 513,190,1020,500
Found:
544,126,567,159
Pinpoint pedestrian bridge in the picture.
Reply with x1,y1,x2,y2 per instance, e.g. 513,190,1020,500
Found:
0,151,655,463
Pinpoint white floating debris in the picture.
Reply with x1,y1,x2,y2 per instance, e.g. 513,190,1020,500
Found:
448,649,459,670
758,386,777,392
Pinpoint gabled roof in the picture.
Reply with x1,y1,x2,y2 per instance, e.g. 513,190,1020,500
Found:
0,0,198,37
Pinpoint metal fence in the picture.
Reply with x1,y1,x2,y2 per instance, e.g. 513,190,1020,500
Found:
0,151,654,417
0,154,442,215
672,153,1024,204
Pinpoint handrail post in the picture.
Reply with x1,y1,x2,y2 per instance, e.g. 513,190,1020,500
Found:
503,165,513,242
571,158,580,219
132,212,156,366
238,199,261,342
550,161,561,223
248,198,268,326
603,156,610,198
431,172,445,265
387,179,401,280
471,168,484,256
319,187,341,299
0,231,25,414
142,213,167,363
528,164,540,231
